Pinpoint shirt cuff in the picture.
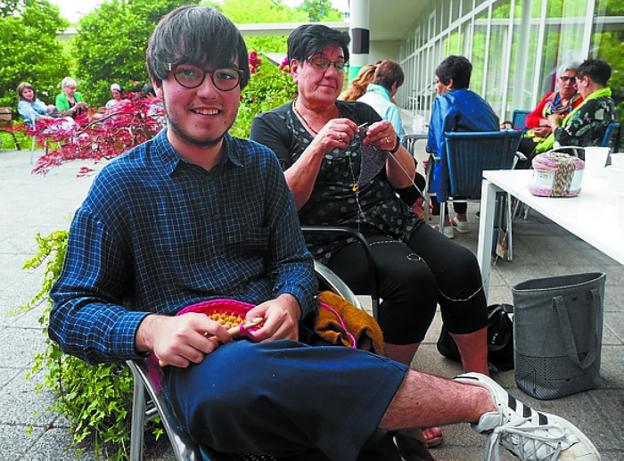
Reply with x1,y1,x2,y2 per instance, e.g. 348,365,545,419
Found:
112,311,152,358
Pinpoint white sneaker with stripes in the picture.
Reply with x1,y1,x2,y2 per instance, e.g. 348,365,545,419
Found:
454,373,601,461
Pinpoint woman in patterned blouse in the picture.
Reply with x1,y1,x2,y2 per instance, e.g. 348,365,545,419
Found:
251,23,492,452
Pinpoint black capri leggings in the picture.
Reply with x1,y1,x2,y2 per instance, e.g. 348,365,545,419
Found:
326,223,488,345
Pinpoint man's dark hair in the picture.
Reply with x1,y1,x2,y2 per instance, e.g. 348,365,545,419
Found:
146,6,250,89
576,59,611,86
435,55,472,89
373,60,404,90
287,24,350,64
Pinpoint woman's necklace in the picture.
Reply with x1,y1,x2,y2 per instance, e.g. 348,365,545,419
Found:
292,100,319,135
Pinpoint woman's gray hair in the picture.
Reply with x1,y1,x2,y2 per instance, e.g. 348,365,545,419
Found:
146,6,250,89
61,77,77,89
557,62,581,77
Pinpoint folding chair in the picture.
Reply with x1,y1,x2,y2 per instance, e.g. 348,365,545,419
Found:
432,130,523,260
127,262,364,461
511,110,530,131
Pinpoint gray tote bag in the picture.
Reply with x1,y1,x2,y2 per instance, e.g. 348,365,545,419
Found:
511,272,606,399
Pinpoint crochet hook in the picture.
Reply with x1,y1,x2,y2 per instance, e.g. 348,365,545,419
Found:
158,317,263,367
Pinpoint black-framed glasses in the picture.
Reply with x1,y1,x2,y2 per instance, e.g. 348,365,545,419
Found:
305,56,346,73
559,76,575,82
168,63,243,91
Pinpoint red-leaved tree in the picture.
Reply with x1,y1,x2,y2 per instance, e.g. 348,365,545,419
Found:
29,98,165,175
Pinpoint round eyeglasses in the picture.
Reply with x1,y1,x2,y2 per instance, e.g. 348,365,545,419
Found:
168,63,243,91
305,57,346,73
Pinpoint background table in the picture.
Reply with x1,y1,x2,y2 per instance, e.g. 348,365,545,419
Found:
477,169,623,295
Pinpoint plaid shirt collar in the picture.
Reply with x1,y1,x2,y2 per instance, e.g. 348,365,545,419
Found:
152,128,244,176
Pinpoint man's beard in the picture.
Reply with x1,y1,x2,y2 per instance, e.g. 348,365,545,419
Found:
162,97,237,148
168,115,227,147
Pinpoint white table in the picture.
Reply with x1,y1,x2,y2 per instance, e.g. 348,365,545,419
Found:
477,169,623,294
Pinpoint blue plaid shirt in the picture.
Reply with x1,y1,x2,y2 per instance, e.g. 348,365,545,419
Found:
49,129,317,363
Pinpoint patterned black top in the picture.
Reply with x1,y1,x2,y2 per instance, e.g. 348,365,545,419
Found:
555,95,617,148
251,100,423,263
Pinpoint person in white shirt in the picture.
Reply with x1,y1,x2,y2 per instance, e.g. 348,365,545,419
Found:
358,60,406,142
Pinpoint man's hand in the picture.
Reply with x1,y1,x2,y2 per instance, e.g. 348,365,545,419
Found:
245,294,301,342
136,313,232,368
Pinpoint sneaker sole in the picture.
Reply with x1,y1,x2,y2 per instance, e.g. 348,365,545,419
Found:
455,373,601,460
541,412,601,460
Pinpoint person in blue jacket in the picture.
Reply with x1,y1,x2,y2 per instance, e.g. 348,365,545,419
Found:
427,56,499,238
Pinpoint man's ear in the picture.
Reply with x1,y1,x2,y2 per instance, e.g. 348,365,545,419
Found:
446,78,455,90
391,81,399,96
290,59,301,82
152,79,163,98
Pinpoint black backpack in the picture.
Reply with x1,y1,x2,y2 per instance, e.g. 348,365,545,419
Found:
436,303,514,372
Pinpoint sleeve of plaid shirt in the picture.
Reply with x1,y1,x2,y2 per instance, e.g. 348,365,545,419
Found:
262,149,318,315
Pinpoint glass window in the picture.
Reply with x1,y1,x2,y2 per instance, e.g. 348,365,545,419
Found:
471,8,489,97
451,0,461,23
592,0,624,122
484,0,511,116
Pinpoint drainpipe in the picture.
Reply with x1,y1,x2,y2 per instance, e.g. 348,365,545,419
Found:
348,0,370,81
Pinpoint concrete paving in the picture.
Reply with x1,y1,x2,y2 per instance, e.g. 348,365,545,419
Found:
0,148,622,460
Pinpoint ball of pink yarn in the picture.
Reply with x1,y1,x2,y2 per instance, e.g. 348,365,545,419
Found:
529,151,584,197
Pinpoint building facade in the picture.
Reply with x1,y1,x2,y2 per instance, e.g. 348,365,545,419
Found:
352,0,623,124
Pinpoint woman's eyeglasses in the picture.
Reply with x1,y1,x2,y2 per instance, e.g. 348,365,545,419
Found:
558,76,576,83
168,63,243,91
305,57,346,73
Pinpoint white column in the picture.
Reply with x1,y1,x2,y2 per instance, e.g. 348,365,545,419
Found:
348,0,370,80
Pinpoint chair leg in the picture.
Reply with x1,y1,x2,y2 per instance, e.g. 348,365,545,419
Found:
130,375,147,461
439,201,446,234
506,192,513,262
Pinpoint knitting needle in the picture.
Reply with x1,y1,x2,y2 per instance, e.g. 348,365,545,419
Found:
158,317,263,367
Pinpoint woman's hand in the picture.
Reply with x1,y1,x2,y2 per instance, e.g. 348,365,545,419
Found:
533,126,552,138
137,313,232,368
547,113,563,130
363,120,399,152
310,118,358,154
244,294,301,342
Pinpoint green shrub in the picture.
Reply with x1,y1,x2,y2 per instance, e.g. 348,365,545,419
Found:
0,0,69,108
232,53,297,138
23,230,155,460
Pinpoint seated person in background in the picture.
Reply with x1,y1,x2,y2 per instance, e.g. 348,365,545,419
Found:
55,77,88,118
357,59,426,214
524,59,616,160
141,83,157,99
16,82,56,126
426,56,499,237
339,63,376,101
358,60,406,142
251,24,494,451
105,83,128,112
523,62,582,142
49,9,601,461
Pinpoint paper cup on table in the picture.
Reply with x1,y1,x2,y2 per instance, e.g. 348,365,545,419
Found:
584,146,610,176
609,153,624,168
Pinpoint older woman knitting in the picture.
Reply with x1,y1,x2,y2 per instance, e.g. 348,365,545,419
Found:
55,77,88,118
251,24,491,453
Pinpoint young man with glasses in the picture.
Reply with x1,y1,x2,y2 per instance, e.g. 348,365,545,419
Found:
49,7,601,461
